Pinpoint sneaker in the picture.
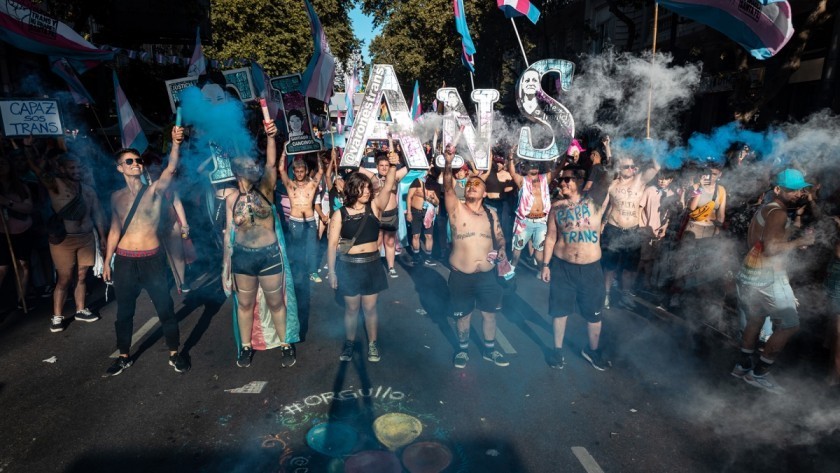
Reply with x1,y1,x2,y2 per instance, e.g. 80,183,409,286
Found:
548,348,565,369
74,308,100,323
424,258,437,267
743,370,785,394
581,347,611,371
453,351,469,369
103,356,132,377
367,341,381,362
483,349,510,367
388,267,398,278
237,346,254,368
169,353,190,373
310,273,323,283
180,285,191,294
50,315,65,333
339,340,354,362
730,363,751,379
280,344,296,368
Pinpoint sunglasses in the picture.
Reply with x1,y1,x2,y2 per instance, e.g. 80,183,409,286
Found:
119,158,145,166
465,179,485,188
559,176,580,183
620,165,635,170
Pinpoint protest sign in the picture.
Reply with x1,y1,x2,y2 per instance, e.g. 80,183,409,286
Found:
0,99,63,137
165,67,257,113
270,74,323,156
435,87,499,170
515,59,576,161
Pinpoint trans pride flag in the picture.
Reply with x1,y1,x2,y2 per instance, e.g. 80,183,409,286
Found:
187,27,206,77
51,57,94,105
300,0,336,103
497,0,541,25
410,81,422,120
657,0,794,60
113,71,148,154
453,0,476,72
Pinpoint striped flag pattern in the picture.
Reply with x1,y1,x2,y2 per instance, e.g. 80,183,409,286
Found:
497,0,541,25
300,0,336,103
453,0,476,72
410,81,422,121
188,27,207,77
51,57,94,105
344,68,358,129
113,71,148,154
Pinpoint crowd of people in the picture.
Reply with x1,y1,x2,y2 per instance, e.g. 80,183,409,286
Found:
2,111,838,395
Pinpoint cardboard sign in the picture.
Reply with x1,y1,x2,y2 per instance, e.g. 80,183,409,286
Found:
0,99,63,137
208,141,233,184
165,67,257,113
515,59,576,161
341,65,429,170
435,88,499,170
270,74,323,156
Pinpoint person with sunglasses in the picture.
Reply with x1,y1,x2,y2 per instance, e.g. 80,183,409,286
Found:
102,126,189,376
541,165,612,370
602,155,660,309
443,145,509,369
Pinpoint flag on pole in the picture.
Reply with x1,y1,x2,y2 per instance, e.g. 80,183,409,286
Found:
453,0,477,70
251,61,280,119
432,99,438,114
657,0,794,60
113,71,148,154
51,57,94,105
344,68,358,129
496,0,541,25
410,81,422,121
300,0,336,103
188,27,207,77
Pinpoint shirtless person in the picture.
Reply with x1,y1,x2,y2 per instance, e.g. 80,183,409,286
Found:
443,146,509,369
360,147,408,277
508,147,558,272
102,126,188,376
406,174,439,266
602,155,659,307
278,152,324,283
27,151,106,332
541,165,611,371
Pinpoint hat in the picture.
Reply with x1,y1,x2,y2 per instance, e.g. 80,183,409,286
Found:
775,169,811,190
566,139,586,156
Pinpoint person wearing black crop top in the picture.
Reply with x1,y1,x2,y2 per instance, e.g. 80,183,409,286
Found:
479,153,515,248
224,120,296,369
327,151,399,363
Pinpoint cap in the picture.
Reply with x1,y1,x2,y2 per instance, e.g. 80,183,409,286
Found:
566,139,586,156
775,169,811,190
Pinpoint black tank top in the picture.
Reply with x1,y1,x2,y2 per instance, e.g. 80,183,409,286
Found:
340,203,380,245
485,169,505,194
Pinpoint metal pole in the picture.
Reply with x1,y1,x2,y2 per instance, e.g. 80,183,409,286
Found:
645,3,660,140
469,72,476,91
0,210,27,313
511,18,530,67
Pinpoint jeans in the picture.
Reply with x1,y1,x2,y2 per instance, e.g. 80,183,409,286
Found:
289,217,318,276
113,252,179,355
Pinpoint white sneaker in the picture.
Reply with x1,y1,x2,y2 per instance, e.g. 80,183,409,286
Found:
744,370,785,394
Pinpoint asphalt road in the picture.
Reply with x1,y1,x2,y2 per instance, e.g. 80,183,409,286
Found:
0,255,837,473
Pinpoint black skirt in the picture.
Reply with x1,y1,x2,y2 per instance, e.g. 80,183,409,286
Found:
336,251,388,296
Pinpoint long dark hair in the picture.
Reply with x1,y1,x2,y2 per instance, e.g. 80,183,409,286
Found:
0,156,29,200
343,172,372,208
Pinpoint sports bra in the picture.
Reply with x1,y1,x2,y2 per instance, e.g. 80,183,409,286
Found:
339,203,380,245
485,169,506,194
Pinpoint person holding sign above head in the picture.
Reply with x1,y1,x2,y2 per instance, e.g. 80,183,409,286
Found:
277,149,325,284
327,149,400,363
102,126,189,377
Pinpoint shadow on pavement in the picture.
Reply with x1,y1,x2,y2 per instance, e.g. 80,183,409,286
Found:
401,260,457,350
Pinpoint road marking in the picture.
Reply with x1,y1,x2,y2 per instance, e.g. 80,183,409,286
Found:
571,447,605,473
494,327,516,354
109,317,160,358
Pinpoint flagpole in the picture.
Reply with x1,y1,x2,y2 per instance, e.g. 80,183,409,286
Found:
469,72,475,91
645,3,659,140
510,18,529,67
0,211,27,313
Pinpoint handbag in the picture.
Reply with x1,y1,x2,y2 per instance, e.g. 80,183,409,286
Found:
338,205,370,254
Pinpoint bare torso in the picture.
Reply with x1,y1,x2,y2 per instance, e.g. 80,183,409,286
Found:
551,196,604,265
449,204,495,274
226,187,277,248
607,176,645,228
287,178,318,218
373,174,399,210
112,187,163,251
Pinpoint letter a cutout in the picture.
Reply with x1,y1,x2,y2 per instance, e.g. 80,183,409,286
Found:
341,65,429,169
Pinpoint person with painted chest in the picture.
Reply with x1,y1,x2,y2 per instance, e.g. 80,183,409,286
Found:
327,149,400,363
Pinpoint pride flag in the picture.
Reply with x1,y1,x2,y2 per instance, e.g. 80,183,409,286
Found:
497,0,541,25
410,81,422,121
453,0,476,65
188,27,206,77
344,68,358,129
300,0,336,103
51,57,94,105
657,0,794,60
113,71,148,154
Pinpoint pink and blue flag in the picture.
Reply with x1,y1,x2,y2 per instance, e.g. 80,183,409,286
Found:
461,44,475,73
188,26,206,77
113,71,148,154
300,0,336,103
251,61,280,119
410,81,422,121
657,0,794,60
453,0,476,57
497,0,541,25
344,68,358,129
51,57,94,105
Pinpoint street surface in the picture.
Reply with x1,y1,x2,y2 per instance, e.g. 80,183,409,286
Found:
0,256,837,473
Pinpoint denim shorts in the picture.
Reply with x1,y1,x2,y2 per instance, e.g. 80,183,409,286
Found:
512,218,547,251
737,272,799,330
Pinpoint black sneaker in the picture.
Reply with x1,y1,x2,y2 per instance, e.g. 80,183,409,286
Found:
103,357,132,377
424,258,437,267
280,344,296,368
50,315,65,333
237,346,254,368
548,348,565,369
482,349,510,367
453,351,469,369
339,340,354,362
74,308,100,323
169,353,190,373
581,347,611,371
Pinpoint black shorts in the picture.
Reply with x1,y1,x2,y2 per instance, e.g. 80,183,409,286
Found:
336,251,388,296
380,208,398,232
409,208,430,236
231,242,284,276
0,230,34,266
448,269,501,318
601,224,642,272
549,257,606,323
